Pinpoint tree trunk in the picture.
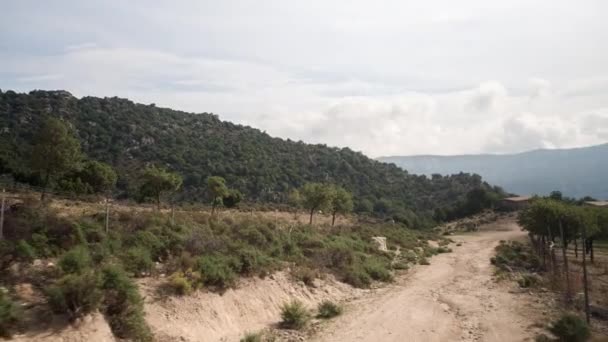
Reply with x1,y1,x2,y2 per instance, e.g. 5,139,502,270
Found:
332,211,336,226
574,238,578,259
156,193,161,211
587,238,594,264
547,225,556,275
582,227,591,323
541,235,546,269
559,220,571,302
211,202,216,216
40,171,51,201
309,208,314,225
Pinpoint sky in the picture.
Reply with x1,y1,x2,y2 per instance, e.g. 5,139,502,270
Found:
1,1,608,157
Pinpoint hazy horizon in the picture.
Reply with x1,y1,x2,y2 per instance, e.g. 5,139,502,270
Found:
2,1,608,157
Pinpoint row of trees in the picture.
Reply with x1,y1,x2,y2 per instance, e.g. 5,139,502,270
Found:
288,183,354,226
518,198,608,322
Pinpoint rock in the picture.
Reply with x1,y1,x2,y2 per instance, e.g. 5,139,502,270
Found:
372,237,388,252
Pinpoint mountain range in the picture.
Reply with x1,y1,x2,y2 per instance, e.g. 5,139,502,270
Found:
379,144,608,200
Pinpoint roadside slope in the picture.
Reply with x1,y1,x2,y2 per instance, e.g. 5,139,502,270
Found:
312,217,545,342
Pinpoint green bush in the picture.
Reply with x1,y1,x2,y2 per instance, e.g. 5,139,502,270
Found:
240,332,263,342
292,266,318,286
198,255,237,289
518,273,541,288
363,257,393,282
0,291,21,338
549,313,590,342
392,261,409,270
316,300,343,319
419,257,430,265
122,247,153,276
280,299,310,330
15,240,36,262
342,266,372,288
100,264,153,342
47,272,102,320
168,272,193,295
58,245,92,274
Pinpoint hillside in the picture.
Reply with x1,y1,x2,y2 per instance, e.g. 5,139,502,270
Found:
0,89,502,225
379,144,608,199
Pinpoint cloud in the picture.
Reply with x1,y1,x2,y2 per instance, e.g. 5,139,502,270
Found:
1,1,608,157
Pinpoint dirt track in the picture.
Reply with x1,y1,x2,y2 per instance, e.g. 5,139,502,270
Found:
313,217,543,342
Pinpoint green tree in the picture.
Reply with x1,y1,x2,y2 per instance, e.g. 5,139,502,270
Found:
208,176,229,215
79,160,117,195
31,118,82,200
288,189,302,219
300,183,333,225
223,189,243,208
139,166,182,210
329,186,354,226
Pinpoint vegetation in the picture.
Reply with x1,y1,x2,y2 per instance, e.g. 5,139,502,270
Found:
0,90,504,226
139,165,182,210
548,313,590,342
30,117,82,200
0,291,21,338
280,299,310,329
316,300,343,319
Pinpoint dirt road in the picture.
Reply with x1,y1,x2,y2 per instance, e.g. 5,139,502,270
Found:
313,217,544,342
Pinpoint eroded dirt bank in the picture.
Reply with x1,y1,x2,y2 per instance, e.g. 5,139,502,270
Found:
312,217,547,342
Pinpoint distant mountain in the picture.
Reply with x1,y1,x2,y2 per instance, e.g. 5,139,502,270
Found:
379,144,608,199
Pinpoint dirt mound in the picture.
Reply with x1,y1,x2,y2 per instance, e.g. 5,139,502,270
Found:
140,271,362,342
11,312,116,342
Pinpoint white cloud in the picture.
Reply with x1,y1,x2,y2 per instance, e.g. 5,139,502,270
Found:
1,1,608,156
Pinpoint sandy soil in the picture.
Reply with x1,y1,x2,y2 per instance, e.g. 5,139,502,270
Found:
11,312,116,342
140,271,363,342
312,217,548,342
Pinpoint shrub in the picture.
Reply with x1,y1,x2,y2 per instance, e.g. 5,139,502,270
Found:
47,272,102,320
419,258,430,265
198,255,237,289
15,240,36,262
342,266,372,288
292,266,318,286
363,257,393,282
316,300,343,319
518,273,541,288
392,261,409,270
436,247,452,253
549,313,590,342
167,272,193,295
100,264,153,342
280,299,310,330
240,332,263,342
0,291,21,338
122,247,153,276
58,245,92,274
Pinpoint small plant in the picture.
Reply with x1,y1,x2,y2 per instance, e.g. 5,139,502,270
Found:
47,272,102,320
292,266,318,286
122,246,153,276
343,266,372,288
0,291,21,338
240,332,263,342
280,299,310,329
58,245,92,274
392,261,409,270
436,247,452,253
316,300,343,319
363,258,393,282
15,240,36,262
168,272,193,295
198,255,237,289
549,313,590,342
517,273,541,288
419,257,430,265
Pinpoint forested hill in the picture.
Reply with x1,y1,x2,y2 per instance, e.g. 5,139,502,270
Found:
0,89,502,225
379,144,608,200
